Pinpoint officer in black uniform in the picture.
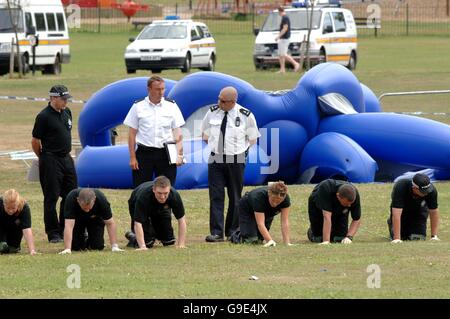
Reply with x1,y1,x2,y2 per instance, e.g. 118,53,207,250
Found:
307,179,361,244
235,181,292,247
124,76,185,187
201,86,260,243
388,173,441,243
59,188,123,254
31,85,78,243
126,176,187,249
0,189,37,255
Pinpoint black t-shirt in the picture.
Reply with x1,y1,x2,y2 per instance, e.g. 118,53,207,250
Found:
0,198,32,230
242,186,290,220
280,15,291,39
130,181,185,224
391,178,438,215
64,188,112,221
32,103,73,155
310,179,361,221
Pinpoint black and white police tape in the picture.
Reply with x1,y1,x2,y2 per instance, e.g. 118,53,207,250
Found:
0,95,86,104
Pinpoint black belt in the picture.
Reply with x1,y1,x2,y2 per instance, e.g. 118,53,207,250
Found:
42,151,69,157
137,144,163,151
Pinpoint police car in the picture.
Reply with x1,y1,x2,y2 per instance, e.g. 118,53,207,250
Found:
124,19,216,74
253,0,358,70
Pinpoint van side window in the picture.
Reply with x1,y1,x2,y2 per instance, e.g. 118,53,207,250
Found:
323,13,333,33
332,12,346,32
196,26,204,38
200,25,212,38
46,13,56,31
56,13,66,31
25,12,33,31
35,13,46,31
191,27,198,39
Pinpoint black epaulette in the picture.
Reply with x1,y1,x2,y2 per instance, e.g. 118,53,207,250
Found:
165,98,175,103
210,104,219,112
239,108,251,117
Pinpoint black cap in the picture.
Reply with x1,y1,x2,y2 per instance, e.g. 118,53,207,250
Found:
412,173,434,195
49,85,72,99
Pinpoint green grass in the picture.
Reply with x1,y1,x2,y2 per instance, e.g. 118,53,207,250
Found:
0,31,450,298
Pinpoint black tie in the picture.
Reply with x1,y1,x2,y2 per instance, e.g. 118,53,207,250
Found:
218,111,228,154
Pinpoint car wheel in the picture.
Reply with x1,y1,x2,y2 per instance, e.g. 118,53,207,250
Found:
126,68,136,74
43,56,61,75
319,48,326,64
181,54,191,73
204,54,215,71
21,54,30,74
347,51,357,70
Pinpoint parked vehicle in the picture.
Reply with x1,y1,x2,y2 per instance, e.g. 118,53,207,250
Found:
253,0,357,70
0,0,70,75
124,19,216,74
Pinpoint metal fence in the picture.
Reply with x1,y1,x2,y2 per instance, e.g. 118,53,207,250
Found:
66,1,450,36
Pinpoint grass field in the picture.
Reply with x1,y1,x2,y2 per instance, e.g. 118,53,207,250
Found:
0,31,449,299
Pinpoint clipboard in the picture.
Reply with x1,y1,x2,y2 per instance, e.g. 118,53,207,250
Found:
164,142,178,165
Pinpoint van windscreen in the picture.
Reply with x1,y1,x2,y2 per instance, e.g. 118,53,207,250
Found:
0,9,24,33
261,11,322,32
138,25,187,40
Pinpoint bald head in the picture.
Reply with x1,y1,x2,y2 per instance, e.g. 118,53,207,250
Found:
218,86,238,111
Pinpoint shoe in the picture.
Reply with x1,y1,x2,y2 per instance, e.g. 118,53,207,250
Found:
0,241,9,254
161,238,176,246
125,231,136,247
205,234,224,243
145,239,155,248
49,236,63,243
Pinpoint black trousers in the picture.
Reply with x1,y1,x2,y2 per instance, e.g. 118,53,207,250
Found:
0,222,22,250
71,218,105,251
133,145,176,188
39,153,78,240
128,200,175,244
239,194,273,242
208,153,245,238
388,207,428,240
308,196,348,241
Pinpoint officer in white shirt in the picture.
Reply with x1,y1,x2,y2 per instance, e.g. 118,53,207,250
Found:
124,76,185,188
201,86,260,242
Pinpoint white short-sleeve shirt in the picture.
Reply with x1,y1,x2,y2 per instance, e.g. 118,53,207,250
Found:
201,103,260,155
124,96,185,148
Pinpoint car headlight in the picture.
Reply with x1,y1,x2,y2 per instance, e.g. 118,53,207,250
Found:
125,48,138,54
0,42,12,53
254,44,266,53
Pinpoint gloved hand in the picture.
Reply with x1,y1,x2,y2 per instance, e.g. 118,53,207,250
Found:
263,239,276,247
391,239,403,244
430,235,441,241
319,241,330,245
111,244,124,252
341,237,353,244
59,248,71,255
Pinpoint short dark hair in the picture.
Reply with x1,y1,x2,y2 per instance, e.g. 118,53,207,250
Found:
147,76,164,88
153,175,171,189
337,184,356,202
78,188,96,205
278,6,285,13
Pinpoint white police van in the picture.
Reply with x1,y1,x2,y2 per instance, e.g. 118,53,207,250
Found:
253,0,357,70
0,0,70,75
124,19,216,74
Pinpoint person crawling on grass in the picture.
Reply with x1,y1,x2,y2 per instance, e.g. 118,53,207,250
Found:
387,173,441,243
59,188,123,254
307,179,361,245
0,189,37,255
230,181,293,247
125,175,187,250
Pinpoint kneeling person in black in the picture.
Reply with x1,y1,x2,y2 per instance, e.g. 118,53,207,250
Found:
0,189,37,255
238,181,292,247
127,176,186,250
59,188,123,254
307,179,361,244
388,173,440,243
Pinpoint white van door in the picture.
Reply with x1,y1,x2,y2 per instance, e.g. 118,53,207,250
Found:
189,25,202,66
329,11,354,65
